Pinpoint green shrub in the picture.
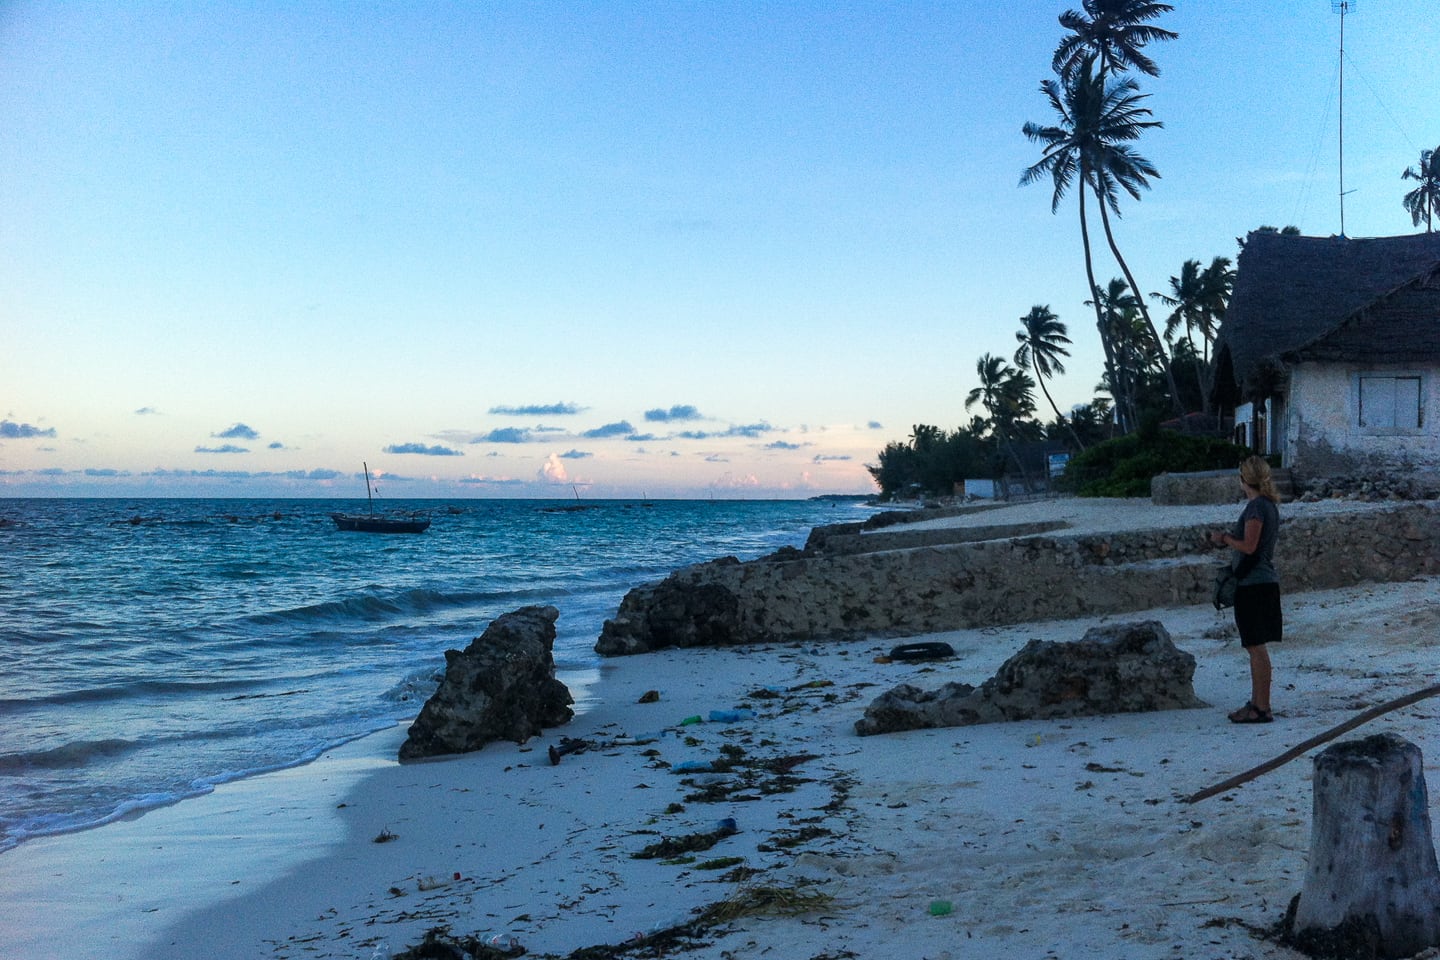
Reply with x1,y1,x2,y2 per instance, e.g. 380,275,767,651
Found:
1057,431,1253,498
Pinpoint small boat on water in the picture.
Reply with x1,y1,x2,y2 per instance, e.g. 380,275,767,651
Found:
331,462,431,534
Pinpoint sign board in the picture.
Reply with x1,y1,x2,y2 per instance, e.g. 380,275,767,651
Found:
1047,453,1070,479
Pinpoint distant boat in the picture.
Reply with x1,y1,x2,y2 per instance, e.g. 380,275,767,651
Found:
331,462,431,534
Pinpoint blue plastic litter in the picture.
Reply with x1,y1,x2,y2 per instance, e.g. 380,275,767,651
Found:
670,760,715,773
707,709,756,723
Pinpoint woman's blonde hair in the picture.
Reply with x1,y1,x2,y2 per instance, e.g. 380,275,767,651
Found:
1239,455,1278,501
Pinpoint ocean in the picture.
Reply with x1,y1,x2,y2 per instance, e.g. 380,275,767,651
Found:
0,496,874,854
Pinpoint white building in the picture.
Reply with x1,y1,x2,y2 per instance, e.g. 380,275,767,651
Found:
1211,230,1440,482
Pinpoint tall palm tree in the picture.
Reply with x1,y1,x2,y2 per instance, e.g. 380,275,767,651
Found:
1402,146,1440,233
1013,305,1085,450
1022,64,1124,431
1053,0,1177,83
1023,62,1182,423
966,354,1037,490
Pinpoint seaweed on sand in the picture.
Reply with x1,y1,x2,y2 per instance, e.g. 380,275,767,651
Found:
632,821,738,860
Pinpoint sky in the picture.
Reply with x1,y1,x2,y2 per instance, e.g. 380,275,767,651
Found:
3,1,1438,499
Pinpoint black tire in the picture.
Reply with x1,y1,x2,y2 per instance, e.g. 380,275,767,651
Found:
888,641,955,662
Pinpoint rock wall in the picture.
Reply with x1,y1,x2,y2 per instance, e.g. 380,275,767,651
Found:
595,503,1440,656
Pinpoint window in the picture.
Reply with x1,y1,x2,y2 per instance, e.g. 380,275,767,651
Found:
1358,375,1422,432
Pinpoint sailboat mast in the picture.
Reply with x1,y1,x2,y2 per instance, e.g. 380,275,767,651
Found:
363,461,374,514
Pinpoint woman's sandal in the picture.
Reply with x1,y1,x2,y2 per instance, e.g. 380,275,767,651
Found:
1229,702,1274,724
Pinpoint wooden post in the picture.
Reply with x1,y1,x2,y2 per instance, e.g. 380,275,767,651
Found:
1289,733,1440,958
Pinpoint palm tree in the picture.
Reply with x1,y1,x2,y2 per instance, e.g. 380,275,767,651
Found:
1083,93,1184,418
1153,259,1211,413
1023,62,1181,423
1053,0,1178,83
965,354,1037,490
1013,305,1085,450
1022,64,1124,431
1087,277,1166,426
1402,146,1440,233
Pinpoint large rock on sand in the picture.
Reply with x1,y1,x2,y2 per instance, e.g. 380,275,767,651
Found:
855,620,1204,736
399,605,574,760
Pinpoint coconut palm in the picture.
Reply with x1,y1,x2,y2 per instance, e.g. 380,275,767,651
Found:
1402,146,1440,233
1086,278,1157,427
1013,305,1085,450
1022,64,1124,430
965,354,1037,490
1153,259,1211,412
1082,94,1184,418
1053,0,1178,83
1022,62,1181,423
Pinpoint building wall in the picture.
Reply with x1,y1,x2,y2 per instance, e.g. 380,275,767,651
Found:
1284,362,1440,476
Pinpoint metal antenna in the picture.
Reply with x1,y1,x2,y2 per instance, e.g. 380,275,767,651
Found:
1332,1,1358,236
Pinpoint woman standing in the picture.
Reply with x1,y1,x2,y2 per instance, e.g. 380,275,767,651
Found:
1209,455,1282,723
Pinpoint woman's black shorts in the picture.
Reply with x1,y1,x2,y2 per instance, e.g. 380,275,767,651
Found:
1234,582,1282,648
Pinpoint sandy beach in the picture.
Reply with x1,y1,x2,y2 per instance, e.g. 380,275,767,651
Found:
4,497,1439,960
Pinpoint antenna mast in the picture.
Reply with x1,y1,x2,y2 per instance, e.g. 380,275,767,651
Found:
1332,1,1357,236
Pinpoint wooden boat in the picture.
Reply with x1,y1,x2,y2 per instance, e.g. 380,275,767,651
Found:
331,462,431,534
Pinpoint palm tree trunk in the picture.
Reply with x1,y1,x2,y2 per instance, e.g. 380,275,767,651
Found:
1078,190,1129,432
996,427,1034,494
1094,199,1186,419
1037,368,1086,451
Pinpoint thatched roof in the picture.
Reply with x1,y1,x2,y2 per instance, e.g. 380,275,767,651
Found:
1212,231,1440,404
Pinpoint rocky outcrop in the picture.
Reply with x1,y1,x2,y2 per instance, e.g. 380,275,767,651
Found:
854,620,1204,736
595,502,1440,656
399,605,573,761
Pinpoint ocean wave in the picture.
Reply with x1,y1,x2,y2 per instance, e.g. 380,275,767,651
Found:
244,584,606,626
0,676,263,709
0,738,140,774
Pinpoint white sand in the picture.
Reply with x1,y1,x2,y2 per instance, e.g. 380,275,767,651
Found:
3,498,1438,960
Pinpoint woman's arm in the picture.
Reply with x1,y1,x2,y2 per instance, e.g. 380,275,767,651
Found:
1209,518,1263,553
1225,518,1263,555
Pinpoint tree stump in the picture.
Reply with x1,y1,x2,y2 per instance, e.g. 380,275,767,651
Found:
1288,733,1440,958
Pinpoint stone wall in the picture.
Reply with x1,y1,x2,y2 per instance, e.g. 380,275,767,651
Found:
595,503,1440,656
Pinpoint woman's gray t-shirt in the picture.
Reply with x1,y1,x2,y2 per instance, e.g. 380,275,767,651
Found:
1230,495,1279,586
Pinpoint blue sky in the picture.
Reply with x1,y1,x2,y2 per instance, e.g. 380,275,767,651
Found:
3,1,1437,498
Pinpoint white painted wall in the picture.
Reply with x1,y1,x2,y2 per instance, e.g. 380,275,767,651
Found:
1284,362,1440,474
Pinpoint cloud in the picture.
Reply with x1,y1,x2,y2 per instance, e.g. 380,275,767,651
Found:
766,441,804,450
213,423,259,440
135,407,160,416
559,449,592,460
84,468,129,477
0,420,57,439
645,405,702,423
477,428,533,444
627,433,658,442
581,420,635,439
195,444,249,454
813,454,854,462
677,423,774,441
726,422,774,438
287,468,345,480
458,475,527,486
704,454,729,463
490,402,586,416
384,442,463,456
712,472,760,489
867,421,884,430
539,453,569,483
268,441,286,450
